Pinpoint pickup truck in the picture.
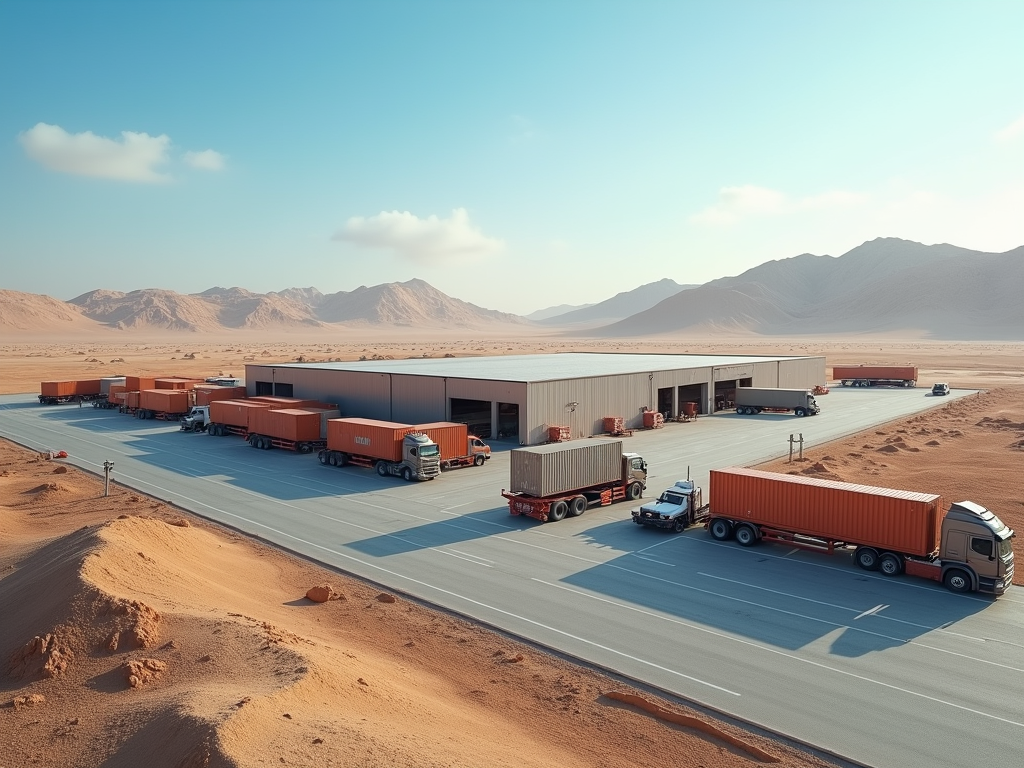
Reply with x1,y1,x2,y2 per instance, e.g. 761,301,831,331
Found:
631,480,706,532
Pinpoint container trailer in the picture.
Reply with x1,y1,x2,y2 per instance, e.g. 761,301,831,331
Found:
246,407,340,452
734,387,820,417
135,389,194,420
638,467,1013,595
833,365,918,388
319,418,442,481
501,440,647,522
203,399,274,436
38,379,104,405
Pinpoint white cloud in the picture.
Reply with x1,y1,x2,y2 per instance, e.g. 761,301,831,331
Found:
334,208,504,263
183,149,226,171
19,123,172,182
690,184,866,225
994,114,1024,143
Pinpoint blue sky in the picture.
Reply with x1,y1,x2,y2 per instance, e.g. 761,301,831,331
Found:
2,1,1022,314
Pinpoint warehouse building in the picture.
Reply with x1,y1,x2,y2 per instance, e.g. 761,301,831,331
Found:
245,353,825,445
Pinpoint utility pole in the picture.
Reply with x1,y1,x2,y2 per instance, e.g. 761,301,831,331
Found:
103,460,114,497
788,433,805,462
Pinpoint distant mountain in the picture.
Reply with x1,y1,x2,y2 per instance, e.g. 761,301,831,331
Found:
590,238,1024,340
541,278,698,325
525,303,595,321
0,289,102,333
51,279,526,332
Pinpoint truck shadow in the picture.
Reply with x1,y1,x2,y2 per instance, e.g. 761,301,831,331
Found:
564,518,991,658
346,507,536,557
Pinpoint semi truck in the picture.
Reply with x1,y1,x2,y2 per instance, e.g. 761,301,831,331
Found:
412,422,491,469
501,440,647,522
833,365,918,388
651,467,1012,595
318,418,442,481
734,387,820,417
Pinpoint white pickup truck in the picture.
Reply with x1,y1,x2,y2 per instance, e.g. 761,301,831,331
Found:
630,480,707,532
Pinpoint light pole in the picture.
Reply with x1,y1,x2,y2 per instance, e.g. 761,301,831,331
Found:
103,460,114,497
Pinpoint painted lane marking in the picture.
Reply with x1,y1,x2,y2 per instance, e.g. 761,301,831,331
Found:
535,580,1024,729
854,604,889,620
440,551,493,567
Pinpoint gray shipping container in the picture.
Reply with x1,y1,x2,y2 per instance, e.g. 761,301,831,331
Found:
100,377,127,395
510,440,624,498
735,387,813,409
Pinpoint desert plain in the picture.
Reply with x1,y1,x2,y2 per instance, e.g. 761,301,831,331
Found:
2,330,1023,768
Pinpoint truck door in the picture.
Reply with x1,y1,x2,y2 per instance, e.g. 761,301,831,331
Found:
967,535,998,580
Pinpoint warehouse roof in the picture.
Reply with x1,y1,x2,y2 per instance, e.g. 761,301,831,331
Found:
263,353,815,383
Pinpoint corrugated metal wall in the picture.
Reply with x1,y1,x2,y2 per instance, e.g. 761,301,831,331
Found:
249,357,825,446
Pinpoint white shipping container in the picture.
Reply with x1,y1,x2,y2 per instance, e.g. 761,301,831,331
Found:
510,440,623,497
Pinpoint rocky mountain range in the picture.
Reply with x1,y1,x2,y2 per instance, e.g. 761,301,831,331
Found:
590,238,1024,340
2,239,1020,339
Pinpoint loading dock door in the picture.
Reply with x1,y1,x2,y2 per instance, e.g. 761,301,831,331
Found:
498,403,519,440
677,384,705,415
657,387,674,418
450,398,492,439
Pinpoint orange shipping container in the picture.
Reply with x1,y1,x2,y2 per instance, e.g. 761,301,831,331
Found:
194,386,247,406
250,409,324,442
832,366,918,382
108,385,127,401
74,379,103,396
326,418,412,462
139,389,191,413
155,377,205,390
125,376,157,391
125,391,140,409
709,467,941,557
40,381,76,397
250,396,337,409
209,399,273,428
412,422,469,462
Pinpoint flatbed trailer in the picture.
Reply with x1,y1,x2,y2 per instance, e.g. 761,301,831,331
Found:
502,480,642,522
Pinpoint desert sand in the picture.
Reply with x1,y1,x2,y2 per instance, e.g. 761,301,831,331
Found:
2,333,1023,767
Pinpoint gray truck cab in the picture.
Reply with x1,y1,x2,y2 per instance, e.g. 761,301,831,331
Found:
939,501,1014,594
400,432,441,481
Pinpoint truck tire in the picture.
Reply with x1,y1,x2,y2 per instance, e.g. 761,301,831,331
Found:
336,453,349,466
735,524,759,547
318,450,329,465
570,496,587,517
943,569,972,594
248,435,259,447
298,443,313,454
673,517,687,533
474,454,485,466
709,519,733,541
879,553,903,576
795,407,806,417
548,501,568,522
375,461,389,477
402,467,413,482
627,482,643,500
855,547,879,570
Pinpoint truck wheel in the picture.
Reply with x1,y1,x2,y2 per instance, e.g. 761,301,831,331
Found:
337,453,349,466
248,435,258,447
376,461,389,477
548,501,568,522
943,569,972,594
709,519,733,541
570,496,587,517
673,517,687,533
879,553,903,576
402,467,413,482
318,451,329,466
855,547,879,570
474,454,485,467
735,524,759,547
627,482,642,500
795,408,806,417
298,443,313,454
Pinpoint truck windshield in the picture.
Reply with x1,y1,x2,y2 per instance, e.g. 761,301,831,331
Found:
419,445,440,458
662,494,683,505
